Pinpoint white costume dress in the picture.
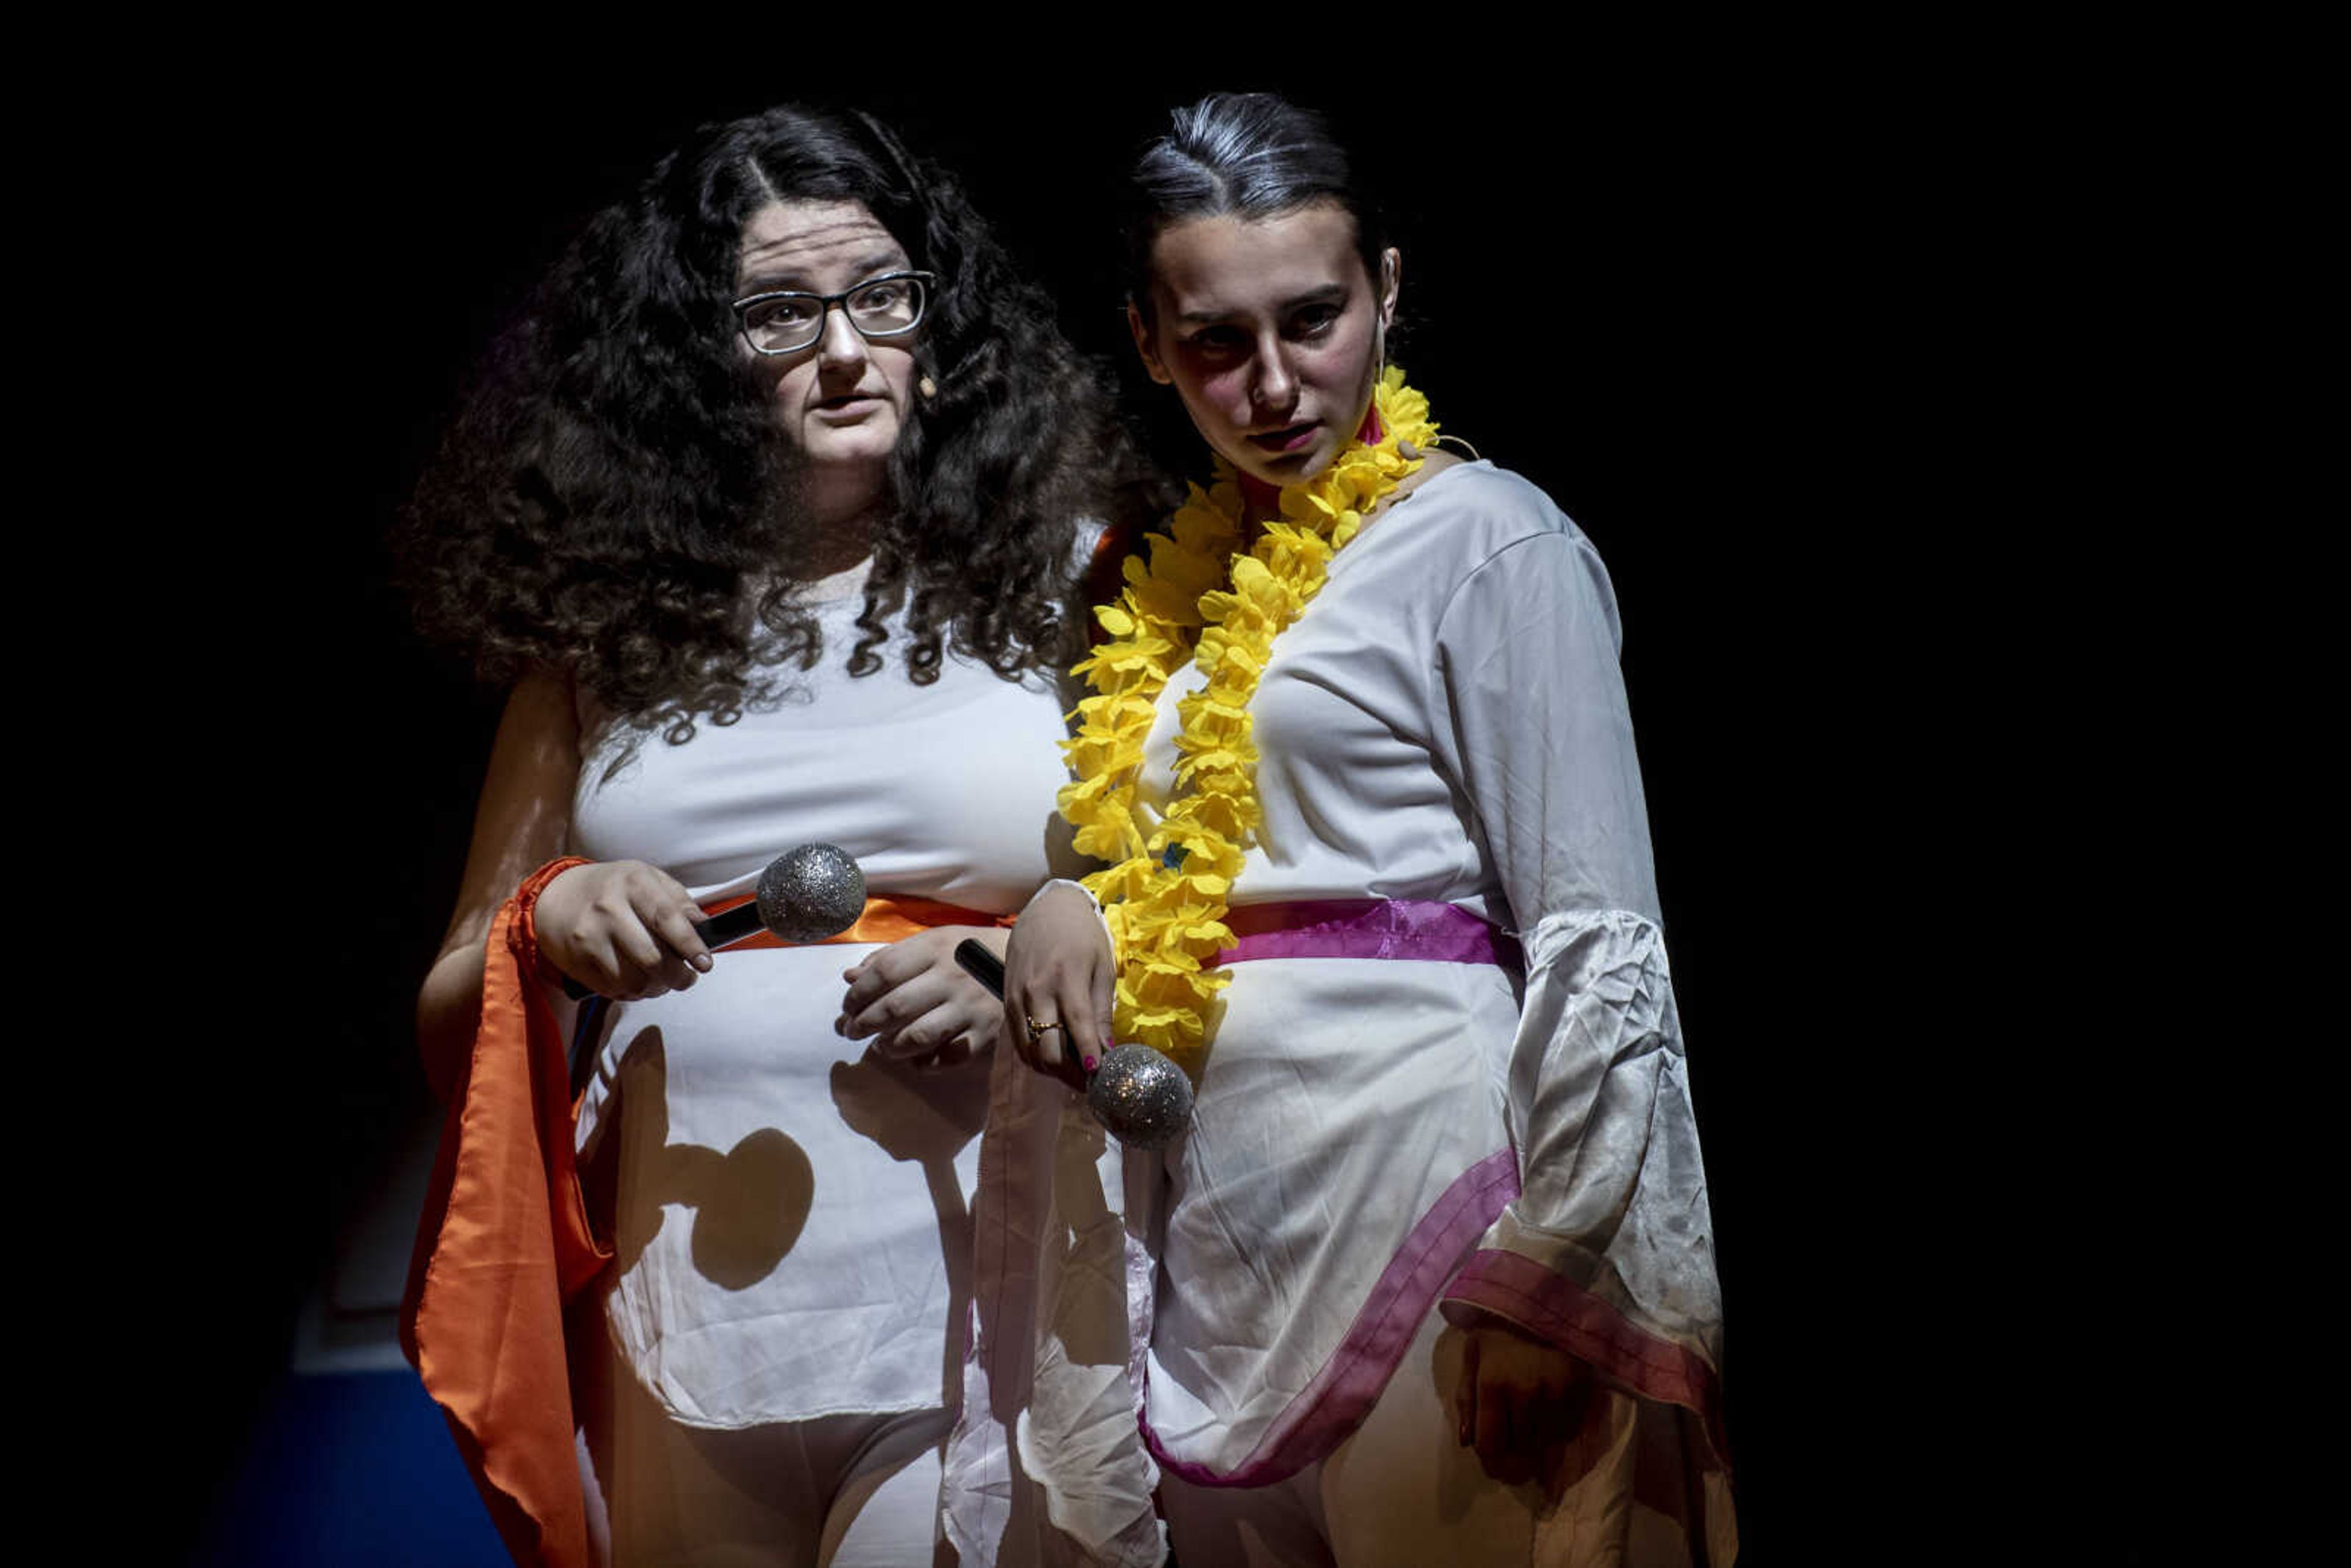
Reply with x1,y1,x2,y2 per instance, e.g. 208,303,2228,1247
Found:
962,462,1733,1567
566,580,1083,1564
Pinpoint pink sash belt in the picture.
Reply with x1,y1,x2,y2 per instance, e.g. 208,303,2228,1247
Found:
1142,898,1521,1490
1216,898,1521,969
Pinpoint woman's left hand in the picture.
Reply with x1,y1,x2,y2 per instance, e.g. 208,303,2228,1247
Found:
838,926,1009,1069
1453,1318,1594,1485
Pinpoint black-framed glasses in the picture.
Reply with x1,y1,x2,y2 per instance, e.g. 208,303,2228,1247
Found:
731,271,937,355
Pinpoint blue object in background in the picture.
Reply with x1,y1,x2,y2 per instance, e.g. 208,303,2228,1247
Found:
192,1112,510,1566
193,1368,508,1567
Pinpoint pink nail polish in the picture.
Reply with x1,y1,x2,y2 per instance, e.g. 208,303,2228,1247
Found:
1082,1054,1100,1073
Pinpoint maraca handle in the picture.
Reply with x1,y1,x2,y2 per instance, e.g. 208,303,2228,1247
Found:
953,939,1007,997
560,900,769,1002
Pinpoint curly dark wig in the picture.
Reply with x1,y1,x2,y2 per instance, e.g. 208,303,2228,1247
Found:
403,104,1133,740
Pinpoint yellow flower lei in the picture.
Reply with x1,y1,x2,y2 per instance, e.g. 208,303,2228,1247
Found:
1059,369,1438,1068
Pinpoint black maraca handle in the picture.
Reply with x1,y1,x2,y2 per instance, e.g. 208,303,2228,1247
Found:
560,902,767,1002
953,939,1193,1149
953,939,1007,996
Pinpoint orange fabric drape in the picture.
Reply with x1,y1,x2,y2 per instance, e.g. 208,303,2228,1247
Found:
402,857,608,1567
401,858,1010,1566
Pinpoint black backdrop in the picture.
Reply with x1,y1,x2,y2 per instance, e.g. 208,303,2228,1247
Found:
134,42,2183,1565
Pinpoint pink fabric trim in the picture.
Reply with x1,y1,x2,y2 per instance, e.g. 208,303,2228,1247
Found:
1217,899,1521,968
1442,1249,1731,1468
1143,1149,1521,1489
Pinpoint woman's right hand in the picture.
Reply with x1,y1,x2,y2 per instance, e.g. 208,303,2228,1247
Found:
533,860,714,1000
1002,881,1115,1090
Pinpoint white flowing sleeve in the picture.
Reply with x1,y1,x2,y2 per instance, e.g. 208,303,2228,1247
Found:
943,1044,1163,1567
1425,519,1729,1458
943,510,1163,1567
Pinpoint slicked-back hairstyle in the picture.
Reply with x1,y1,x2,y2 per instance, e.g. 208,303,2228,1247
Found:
403,103,1128,741
1125,92,1388,321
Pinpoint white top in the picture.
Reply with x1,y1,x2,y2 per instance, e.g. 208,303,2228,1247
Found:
1130,460,1723,1471
569,580,1078,1427
947,463,1726,1564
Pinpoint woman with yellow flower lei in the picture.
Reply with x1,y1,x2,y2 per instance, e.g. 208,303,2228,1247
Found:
983,94,1735,1567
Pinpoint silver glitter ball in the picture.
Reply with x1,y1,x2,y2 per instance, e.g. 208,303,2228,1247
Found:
1087,1043,1194,1150
755,842,867,942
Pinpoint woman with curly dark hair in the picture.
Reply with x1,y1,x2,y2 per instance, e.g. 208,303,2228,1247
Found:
399,103,1130,1567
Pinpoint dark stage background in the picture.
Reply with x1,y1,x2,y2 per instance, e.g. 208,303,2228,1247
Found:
137,44,2185,1566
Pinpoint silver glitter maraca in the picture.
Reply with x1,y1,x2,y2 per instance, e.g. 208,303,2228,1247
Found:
950,939,1194,1149
1085,1043,1194,1150
754,842,868,942
561,842,866,1002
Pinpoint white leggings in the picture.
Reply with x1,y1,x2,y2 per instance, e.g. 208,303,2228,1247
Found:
1155,1306,1723,1568
583,1341,954,1567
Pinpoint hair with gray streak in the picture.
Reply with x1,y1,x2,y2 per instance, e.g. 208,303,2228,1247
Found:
1124,92,1388,318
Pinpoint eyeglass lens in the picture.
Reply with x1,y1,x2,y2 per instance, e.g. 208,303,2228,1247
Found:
742,276,926,353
